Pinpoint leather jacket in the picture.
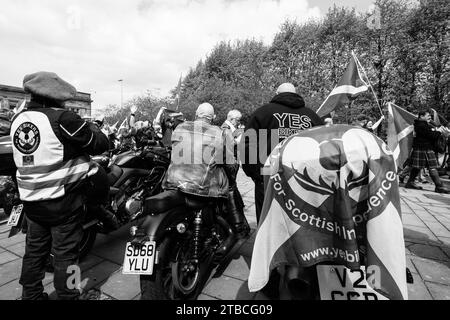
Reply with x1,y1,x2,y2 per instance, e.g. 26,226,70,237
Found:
163,119,236,198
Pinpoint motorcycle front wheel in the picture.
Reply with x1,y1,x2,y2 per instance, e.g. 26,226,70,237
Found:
79,227,98,261
140,232,201,300
140,218,230,300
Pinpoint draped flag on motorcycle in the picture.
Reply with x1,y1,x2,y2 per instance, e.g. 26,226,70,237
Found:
387,103,416,169
315,55,369,118
248,125,408,300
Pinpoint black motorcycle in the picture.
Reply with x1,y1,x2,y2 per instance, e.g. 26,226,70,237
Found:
126,190,242,300
0,136,19,222
1,135,171,260
77,141,171,258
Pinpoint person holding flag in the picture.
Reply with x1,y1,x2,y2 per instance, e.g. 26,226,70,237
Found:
153,106,184,146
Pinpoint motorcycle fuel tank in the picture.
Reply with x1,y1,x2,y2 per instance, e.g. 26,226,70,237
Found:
113,150,155,170
113,150,137,167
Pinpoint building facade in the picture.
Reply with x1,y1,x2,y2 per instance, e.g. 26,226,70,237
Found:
0,84,92,117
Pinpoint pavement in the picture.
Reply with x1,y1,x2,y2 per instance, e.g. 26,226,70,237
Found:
0,171,449,300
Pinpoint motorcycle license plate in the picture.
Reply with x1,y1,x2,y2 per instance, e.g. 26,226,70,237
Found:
122,242,156,275
7,204,24,227
316,265,388,300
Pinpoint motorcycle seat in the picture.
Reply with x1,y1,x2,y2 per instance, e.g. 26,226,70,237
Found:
184,195,215,210
145,190,214,214
107,165,123,186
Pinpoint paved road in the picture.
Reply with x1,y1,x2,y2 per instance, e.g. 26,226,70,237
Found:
0,171,449,300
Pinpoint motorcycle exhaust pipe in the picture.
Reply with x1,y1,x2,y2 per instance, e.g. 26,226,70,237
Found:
125,198,143,220
284,265,314,299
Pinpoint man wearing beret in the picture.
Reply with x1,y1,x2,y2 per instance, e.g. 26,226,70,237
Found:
10,72,115,300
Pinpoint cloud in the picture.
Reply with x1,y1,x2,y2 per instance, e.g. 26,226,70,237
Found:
0,0,321,112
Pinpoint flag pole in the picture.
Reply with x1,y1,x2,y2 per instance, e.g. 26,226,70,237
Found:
351,50,383,116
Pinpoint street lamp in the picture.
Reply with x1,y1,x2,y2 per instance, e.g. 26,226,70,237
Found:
118,79,123,109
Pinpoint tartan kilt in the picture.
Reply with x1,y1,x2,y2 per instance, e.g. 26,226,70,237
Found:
410,148,439,169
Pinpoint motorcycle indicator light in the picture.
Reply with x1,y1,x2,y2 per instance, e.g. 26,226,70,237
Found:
176,223,187,234
130,226,138,236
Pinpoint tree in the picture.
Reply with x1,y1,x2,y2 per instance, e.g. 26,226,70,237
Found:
409,0,450,117
105,0,449,127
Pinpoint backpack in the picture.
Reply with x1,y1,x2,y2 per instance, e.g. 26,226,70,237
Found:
434,133,447,154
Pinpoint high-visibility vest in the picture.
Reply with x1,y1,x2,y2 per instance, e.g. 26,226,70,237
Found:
10,110,90,202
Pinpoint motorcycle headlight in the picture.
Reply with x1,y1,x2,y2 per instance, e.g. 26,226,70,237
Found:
176,223,187,234
130,226,138,237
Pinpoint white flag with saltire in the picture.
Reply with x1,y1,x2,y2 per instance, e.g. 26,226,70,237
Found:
248,125,408,300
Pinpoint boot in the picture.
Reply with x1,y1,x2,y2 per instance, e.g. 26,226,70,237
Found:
214,233,237,262
429,169,450,194
37,293,49,300
398,166,410,184
405,168,423,190
93,205,120,231
45,255,54,273
260,268,281,300
226,190,250,239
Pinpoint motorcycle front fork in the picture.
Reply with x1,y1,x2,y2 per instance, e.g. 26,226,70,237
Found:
191,210,202,263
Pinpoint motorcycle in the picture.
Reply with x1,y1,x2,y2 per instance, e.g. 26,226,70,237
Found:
0,136,19,223
1,134,171,260
125,191,242,300
77,140,171,259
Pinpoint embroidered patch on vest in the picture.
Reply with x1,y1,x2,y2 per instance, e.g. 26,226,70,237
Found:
13,122,41,155
22,155,34,166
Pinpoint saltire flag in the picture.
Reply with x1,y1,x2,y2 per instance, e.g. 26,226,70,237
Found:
248,125,408,300
175,74,182,111
387,103,416,169
118,118,128,131
316,55,369,118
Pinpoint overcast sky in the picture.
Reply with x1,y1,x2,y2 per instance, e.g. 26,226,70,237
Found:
0,0,373,114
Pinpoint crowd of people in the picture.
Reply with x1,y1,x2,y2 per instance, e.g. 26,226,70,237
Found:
0,71,449,300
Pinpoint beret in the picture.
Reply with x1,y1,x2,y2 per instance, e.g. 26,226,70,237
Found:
23,71,77,102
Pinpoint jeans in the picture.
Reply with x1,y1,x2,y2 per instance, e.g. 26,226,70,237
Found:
19,207,84,300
